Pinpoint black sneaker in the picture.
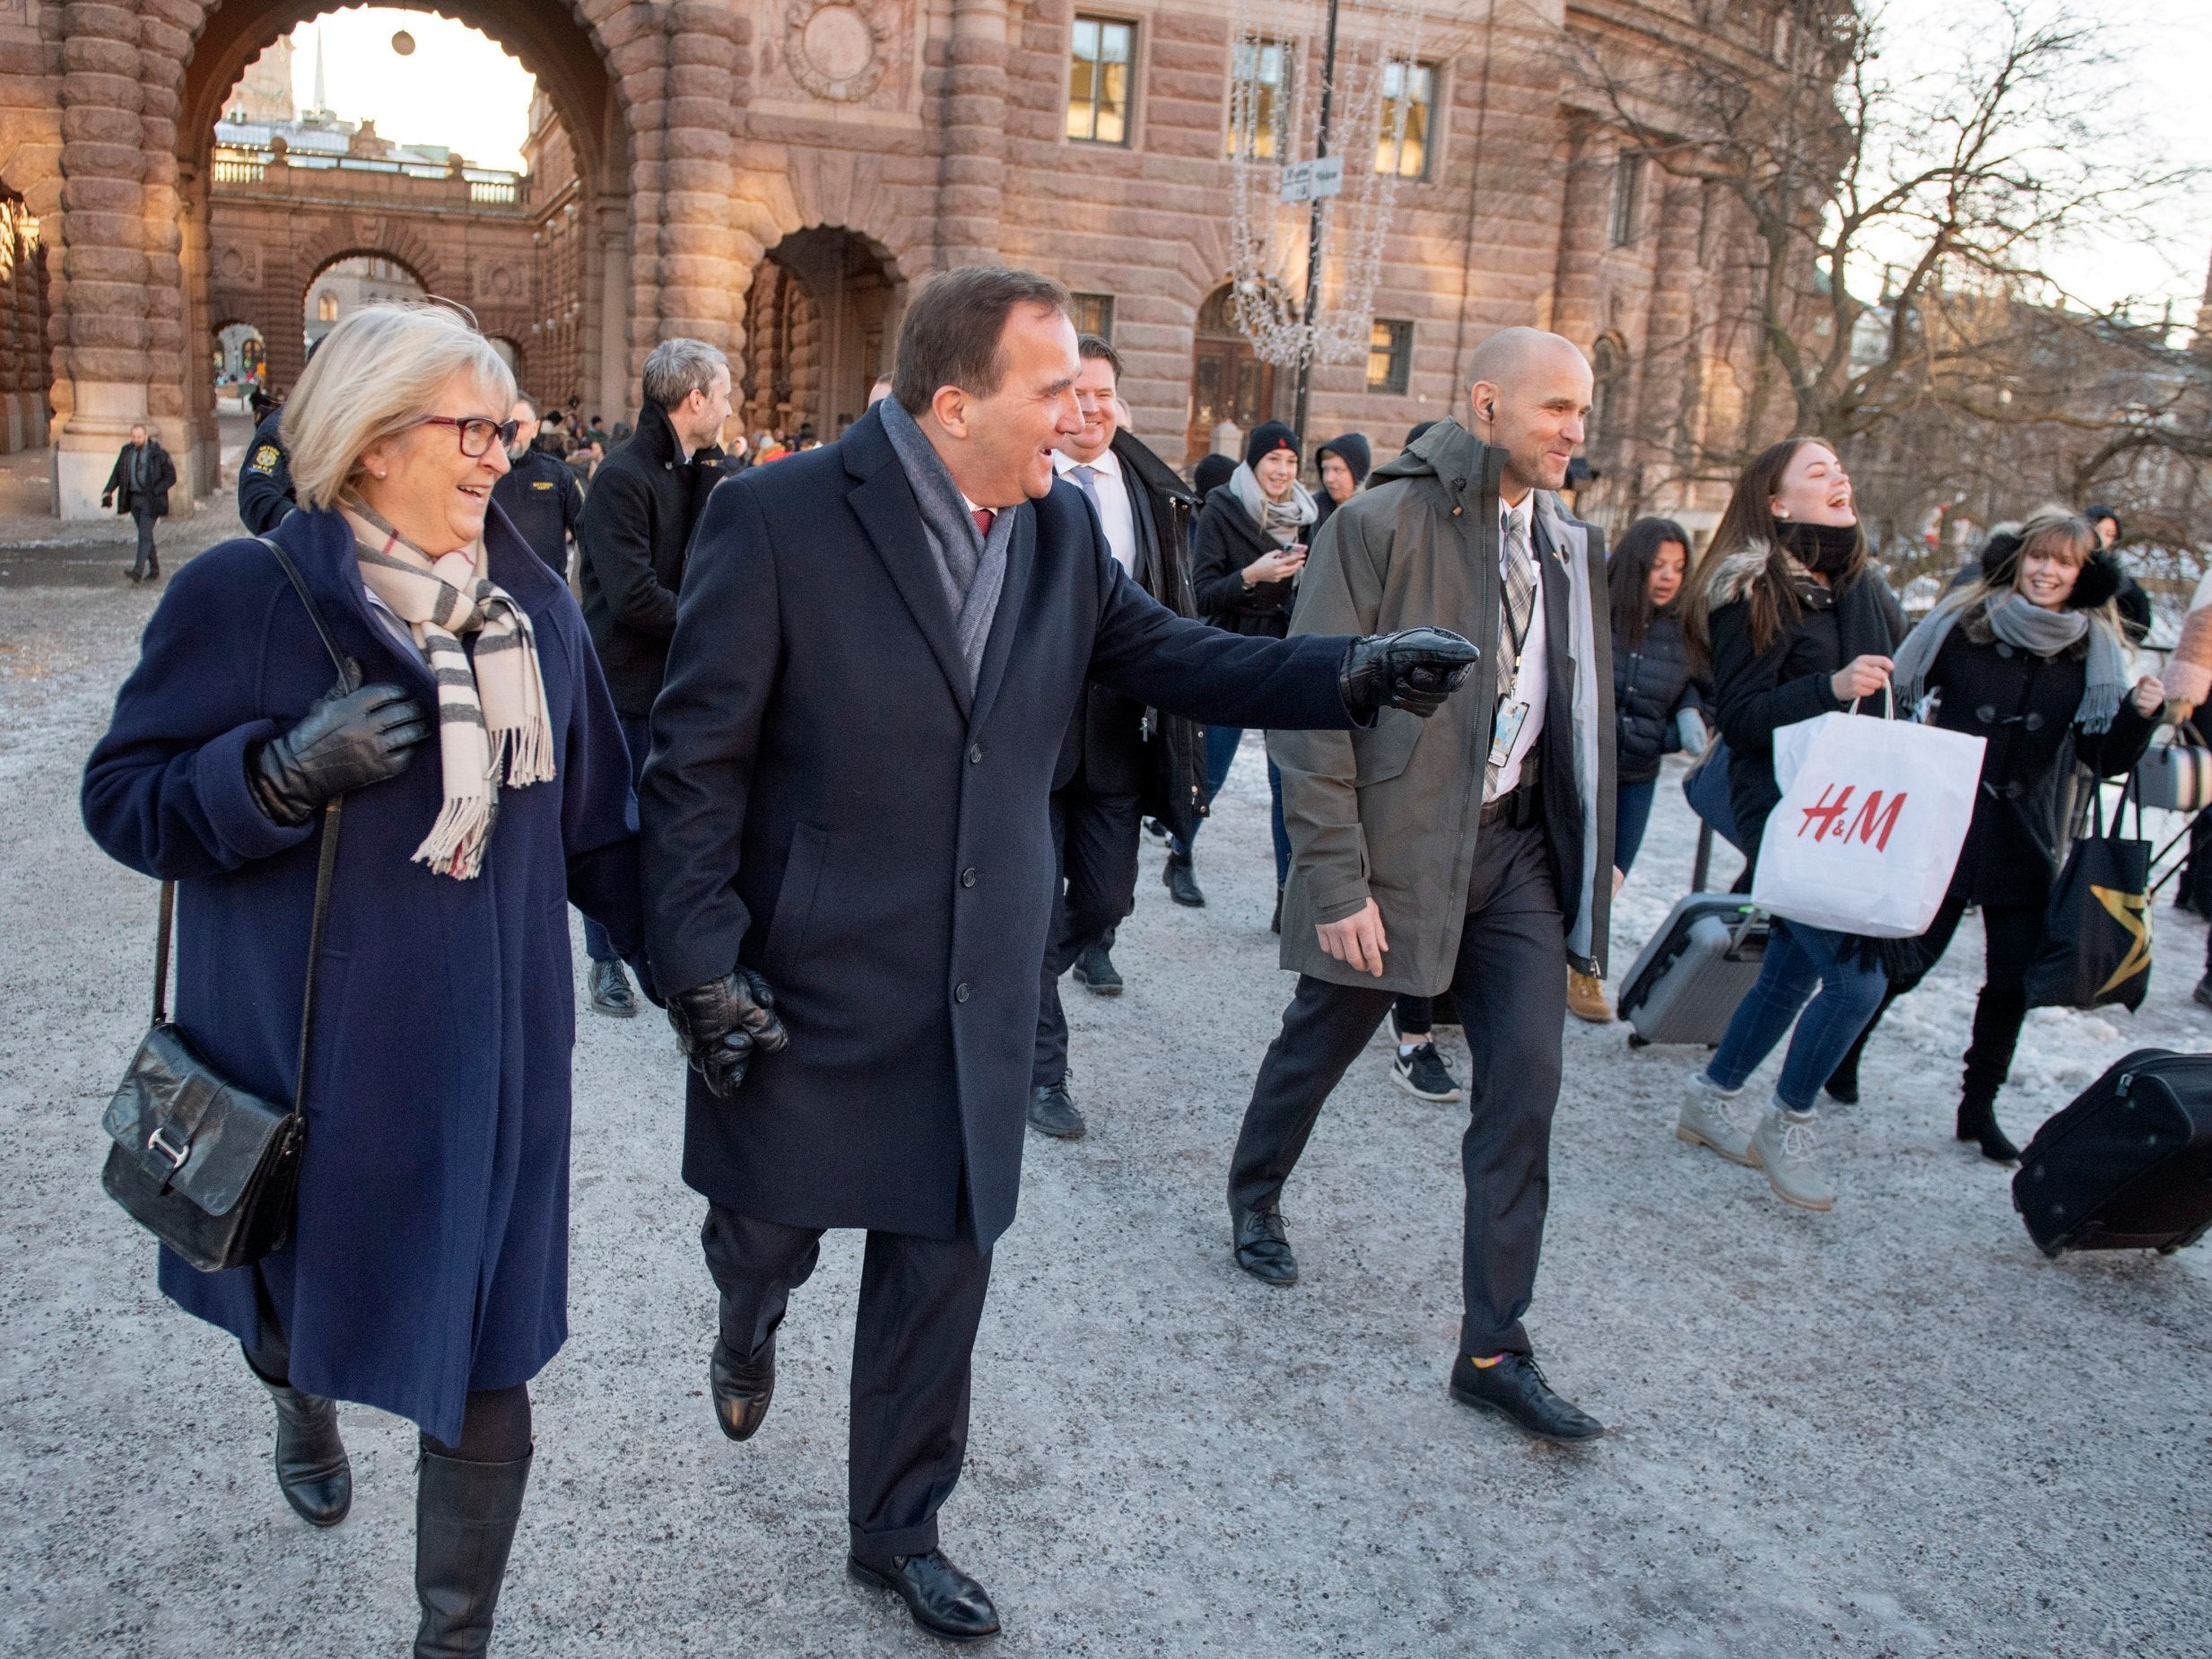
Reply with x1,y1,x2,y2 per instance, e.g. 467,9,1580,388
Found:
1391,1041,1463,1103
1071,943,1123,996
1143,817,1170,843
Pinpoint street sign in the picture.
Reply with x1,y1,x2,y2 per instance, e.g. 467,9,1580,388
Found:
1279,155,1345,205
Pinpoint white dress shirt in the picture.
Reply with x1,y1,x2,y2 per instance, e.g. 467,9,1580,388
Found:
1055,445,1139,577
1489,493,1547,800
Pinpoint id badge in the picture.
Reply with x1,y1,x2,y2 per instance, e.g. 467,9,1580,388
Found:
1488,700,1528,771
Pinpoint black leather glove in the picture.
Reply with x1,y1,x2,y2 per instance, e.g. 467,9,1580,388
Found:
668,969,789,1098
1338,627,1482,723
246,682,430,826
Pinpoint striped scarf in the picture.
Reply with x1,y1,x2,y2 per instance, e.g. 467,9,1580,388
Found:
341,502,555,878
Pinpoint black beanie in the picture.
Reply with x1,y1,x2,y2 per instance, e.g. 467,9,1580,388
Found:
1245,421,1300,467
1192,453,1236,496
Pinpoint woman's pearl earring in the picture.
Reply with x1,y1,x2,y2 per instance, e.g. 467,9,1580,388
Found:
1773,504,1789,519
377,470,388,479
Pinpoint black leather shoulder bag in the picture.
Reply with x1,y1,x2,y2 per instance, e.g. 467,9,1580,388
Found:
100,537,356,1274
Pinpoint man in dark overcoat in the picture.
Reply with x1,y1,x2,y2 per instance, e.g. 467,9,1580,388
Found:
1027,333,1208,1138
101,422,177,582
640,266,1476,1642
574,337,730,1016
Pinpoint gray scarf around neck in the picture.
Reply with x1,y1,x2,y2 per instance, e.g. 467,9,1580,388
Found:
1229,461,1319,547
877,396,1014,700
1894,588,2129,733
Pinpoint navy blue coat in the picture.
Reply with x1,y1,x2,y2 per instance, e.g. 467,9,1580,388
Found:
82,506,643,1445
640,404,1354,1245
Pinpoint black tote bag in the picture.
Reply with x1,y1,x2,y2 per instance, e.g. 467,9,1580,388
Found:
2026,774,2152,1014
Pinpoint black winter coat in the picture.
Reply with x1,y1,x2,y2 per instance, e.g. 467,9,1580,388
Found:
1922,623,2155,905
1191,485,1298,638
104,440,176,518
577,399,715,716
492,446,585,576
1704,543,1907,868
638,402,1355,1246
1613,610,1707,784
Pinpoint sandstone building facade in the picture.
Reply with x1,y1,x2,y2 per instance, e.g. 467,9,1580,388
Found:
4,0,1787,523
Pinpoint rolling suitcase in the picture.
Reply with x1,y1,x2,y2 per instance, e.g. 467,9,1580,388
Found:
1616,895,1769,1048
2013,1048,2212,1256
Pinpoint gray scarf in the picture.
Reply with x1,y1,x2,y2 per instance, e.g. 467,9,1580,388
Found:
1228,461,1319,547
1894,588,2129,733
877,396,1013,702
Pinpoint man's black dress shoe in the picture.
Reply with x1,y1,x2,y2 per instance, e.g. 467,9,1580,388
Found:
1071,942,1123,995
849,1548,1000,1642
1028,1082,1086,1139
588,957,637,1017
1449,1352,1604,1444
1163,852,1206,908
1232,1206,1298,1286
709,1332,775,1441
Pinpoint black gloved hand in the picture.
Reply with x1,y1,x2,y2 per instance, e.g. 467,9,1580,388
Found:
668,968,789,1098
1338,627,1482,723
246,682,431,826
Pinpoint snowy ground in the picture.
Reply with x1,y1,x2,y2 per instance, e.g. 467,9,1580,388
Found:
3,520,2209,1657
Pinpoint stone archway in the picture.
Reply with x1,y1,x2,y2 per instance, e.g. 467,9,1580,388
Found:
739,226,903,441
43,0,750,517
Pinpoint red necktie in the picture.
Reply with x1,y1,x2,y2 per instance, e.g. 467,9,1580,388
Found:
971,508,995,539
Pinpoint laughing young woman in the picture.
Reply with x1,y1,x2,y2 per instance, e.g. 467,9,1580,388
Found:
83,303,644,1657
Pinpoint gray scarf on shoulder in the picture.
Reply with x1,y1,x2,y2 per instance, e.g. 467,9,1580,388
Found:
1893,588,2129,733
877,395,1013,698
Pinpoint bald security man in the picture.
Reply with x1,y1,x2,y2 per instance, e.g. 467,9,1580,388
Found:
1226,328,1620,1444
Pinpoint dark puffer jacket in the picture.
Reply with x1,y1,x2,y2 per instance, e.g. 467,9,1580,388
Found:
1191,485,1297,638
1704,540,1907,869
1921,619,2155,906
1613,610,1707,785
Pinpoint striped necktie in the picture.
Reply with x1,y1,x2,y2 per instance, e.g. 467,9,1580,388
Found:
1489,503,1537,795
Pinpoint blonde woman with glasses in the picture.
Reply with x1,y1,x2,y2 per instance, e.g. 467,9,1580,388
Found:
83,302,646,1657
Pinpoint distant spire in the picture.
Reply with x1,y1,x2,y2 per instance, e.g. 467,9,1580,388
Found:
312,25,328,116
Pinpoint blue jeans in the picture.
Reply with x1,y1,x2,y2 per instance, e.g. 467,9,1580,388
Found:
1614,777,1658,877
1172,727,1290,886
583,713,652,963
1706,918,1886,1113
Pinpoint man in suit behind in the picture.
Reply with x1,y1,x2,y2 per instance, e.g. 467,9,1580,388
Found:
640,266,1477,1642
1028,332,1207,1139
102,423,177,583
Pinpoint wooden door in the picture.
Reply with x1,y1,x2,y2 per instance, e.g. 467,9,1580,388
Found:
1187,337,1276,464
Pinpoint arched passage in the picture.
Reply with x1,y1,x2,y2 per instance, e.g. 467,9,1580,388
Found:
740,228,904,441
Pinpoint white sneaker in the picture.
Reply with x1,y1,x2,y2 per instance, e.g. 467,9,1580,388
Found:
1676,1072,1755,1166
1751,1105,1836,1211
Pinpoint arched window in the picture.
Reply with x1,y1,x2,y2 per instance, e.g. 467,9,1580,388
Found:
316,291,338,322
1589,335,1624,461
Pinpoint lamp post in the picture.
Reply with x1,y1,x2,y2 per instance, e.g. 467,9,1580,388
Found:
1293,0,1341,441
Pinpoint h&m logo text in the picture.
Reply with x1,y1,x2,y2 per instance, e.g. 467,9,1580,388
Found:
1796,784,1906,852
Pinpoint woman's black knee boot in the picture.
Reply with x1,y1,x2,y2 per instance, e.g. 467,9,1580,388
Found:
243,1345,353,1528
1955,1084,2020,1165
414,1447,533,1657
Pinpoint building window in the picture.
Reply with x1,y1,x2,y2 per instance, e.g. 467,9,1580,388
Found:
1375,61,1435,179
1368,319,1412,394
1071,293,1116,341
316,291,338,322
1609,152,1645,246
1227,38,1293,162
1067,17,1135,145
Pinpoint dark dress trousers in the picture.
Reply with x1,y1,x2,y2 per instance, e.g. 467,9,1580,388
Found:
640,402,1354,1557
81,504,643,1446
237,406,295,535
491,445,586,575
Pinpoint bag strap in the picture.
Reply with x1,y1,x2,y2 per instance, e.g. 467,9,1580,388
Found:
149,538,356,1118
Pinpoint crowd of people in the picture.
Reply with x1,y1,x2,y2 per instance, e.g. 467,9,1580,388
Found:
80,270,2194,1653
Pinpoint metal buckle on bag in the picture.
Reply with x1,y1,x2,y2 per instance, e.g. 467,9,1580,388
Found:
146,1125,192,1172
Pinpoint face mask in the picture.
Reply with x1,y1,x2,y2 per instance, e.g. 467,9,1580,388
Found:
1780,520,1857,574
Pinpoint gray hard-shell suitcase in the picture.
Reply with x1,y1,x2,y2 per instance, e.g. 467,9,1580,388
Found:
1617,895,1770,1048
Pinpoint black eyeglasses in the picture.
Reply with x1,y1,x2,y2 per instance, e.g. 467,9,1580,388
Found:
417,415,522,458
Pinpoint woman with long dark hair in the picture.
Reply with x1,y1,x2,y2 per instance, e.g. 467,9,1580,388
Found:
83,303,644,1655
1673,438,1905,1211
1607,516,1706,878
1826,512,2160,1157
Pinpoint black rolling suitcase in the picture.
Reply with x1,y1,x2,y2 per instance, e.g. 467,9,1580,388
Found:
1616,895,1769,1048
2013,1049,2212,1256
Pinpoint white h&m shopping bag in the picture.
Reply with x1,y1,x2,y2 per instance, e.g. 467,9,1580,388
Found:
1751,708,1985,938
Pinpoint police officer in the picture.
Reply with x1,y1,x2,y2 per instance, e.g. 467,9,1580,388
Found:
237,399,294,534
490,397,585,577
